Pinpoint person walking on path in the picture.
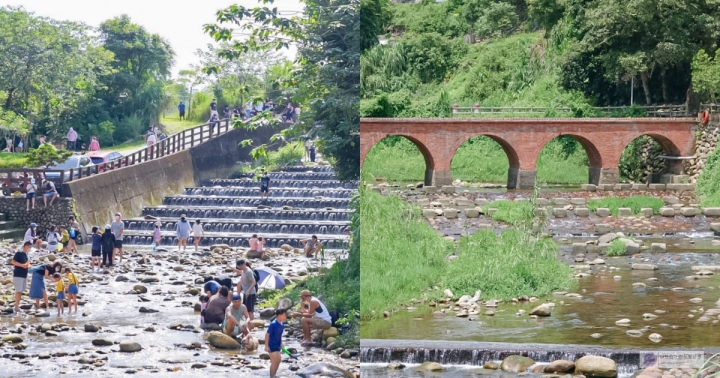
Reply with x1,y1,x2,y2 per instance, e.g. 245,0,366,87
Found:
66,128,78,151
290,290,332,346
245,100,253,119
192,219,204,252
301,235,322,258
210,98,218,118
232,259,256,320
88,136,100,152
260,171,270,199
11,241,31,314
26,178,37,211
266,308,287,377
111,213,124,264
178,101,186,120
24,223,42,250
68,216,81,254
28,262,63,310
176,214,192,252
101,225,115,270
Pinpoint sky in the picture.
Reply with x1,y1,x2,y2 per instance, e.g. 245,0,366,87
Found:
0,0,302,78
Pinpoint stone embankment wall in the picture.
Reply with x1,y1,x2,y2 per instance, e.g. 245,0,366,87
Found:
0,197,75,235
685,115,720,182
63,124,281,233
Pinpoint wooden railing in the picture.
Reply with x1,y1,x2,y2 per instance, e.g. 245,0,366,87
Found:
0,118,233,197
451,104,691,117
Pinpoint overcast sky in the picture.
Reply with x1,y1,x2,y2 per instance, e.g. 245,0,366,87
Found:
0,0,302,77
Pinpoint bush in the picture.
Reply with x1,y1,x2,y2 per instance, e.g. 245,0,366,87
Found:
401,33,467,84
474,2,519,39
483,200,534,226
605,239,627,256
697,143,720,207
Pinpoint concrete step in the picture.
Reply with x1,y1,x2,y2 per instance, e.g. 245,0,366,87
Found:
183,187,355,198
0,220,19,231
163,196,350,209
124,218,350,236
142,206,350,222
203,179,357,189
121,230,347,249
0,228,25,241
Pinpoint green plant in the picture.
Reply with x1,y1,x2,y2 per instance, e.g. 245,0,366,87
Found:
606,239,627,256
25,143,73,167
482,200,534,226
697,145,720,207
587,196,664,216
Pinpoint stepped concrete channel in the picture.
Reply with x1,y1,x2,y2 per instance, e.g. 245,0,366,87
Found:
122,166,356,251
0,165,359,377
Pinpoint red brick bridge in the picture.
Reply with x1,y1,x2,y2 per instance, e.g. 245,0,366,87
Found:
360,117,699,189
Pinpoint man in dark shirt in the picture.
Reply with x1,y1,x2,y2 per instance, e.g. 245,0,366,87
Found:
11,241,31,313
260,171,270,199
178,101,186,120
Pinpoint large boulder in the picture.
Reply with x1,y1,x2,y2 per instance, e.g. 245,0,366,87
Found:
133,285,147,294
416,362,444,372
529,305,552,317
322,327,339,340
575,356,618,378
500,355,536,373
207,331,241,349
119,340,142,352
545,360,575,373
296,363,356,377
246,250,263,259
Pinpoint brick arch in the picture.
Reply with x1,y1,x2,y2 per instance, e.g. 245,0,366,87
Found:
535,134,604,184
360,134,437,185
448,134,521,188
617,133,685,176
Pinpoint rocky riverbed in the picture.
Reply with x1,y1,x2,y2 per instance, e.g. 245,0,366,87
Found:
0,242,359,377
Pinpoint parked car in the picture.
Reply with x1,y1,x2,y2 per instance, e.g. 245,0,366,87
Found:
85,151,124,172
45,155,95,182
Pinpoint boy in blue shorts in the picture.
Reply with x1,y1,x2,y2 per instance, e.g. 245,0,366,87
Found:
65,268,79,313
265,308,287,377
53,273,64,315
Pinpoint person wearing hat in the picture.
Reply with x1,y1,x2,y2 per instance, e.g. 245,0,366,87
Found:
25,178,37,211
176,214,192,252
100,224,116,269
223,294,252,341
290,290,332,346
24,223,42,250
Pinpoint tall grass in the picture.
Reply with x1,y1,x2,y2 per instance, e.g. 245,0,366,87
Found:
241,141,305,174
697,145,720,207
360,186,453,319
483,200,534,225
445,229,575,300
587,196,665,216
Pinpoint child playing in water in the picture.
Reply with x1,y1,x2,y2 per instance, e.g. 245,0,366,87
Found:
152,222,161,252
192,219,204,252
65,268,79,313
266,308,287,377
91,226,102,271
53,273,65,315
199,295,210,324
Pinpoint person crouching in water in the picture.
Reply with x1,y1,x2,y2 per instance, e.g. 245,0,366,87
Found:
65,267,79,313
53,273,65,316
101,225,115,270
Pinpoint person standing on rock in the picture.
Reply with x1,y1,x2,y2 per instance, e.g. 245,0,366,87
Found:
192,219,205,252
176,215,192,252
111,213,124,263
59,226,69,251
46,225,61,254
204,286,231,325
68,216,81,254
28,261,63,310
266,308,287,377
101,225,116,270
90,226,102,271
233,259,256,320
26,178,37,211
290,290,332,346
223,294,252,341
260,171,270,199
11,241,31,314
24,223,42,250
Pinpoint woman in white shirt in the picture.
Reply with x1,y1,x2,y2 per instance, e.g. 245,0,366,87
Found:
26,178,37,211
192,219,205,252
146,132,157,158
46,225,61,253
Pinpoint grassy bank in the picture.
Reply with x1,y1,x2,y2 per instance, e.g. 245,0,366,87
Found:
698,146,720,207
587,196,665,216
237,141,305,175
362,135,589,184
360,182,576,319
0,153,28,168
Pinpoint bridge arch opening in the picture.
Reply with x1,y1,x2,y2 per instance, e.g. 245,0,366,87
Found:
619,134,683,183
536,135,597,185
450,135,518,186
362,135,434,184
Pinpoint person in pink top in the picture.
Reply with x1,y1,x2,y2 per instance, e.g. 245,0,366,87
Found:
66,128,78,151
152,221,162,252
89,137,100,151
248,234,259,253
257,237,266,259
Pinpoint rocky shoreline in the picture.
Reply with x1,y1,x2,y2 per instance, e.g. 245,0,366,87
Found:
0,242,359,377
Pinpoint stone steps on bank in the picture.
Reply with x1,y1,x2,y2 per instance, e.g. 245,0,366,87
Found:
142,206,351,222
162,196,350,209
182,187,355,198
203,179,358,189
124,218,350,235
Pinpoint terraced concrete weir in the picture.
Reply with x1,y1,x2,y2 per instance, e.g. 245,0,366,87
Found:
121,166,357,249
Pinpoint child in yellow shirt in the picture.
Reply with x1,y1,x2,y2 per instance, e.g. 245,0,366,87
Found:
65,268,79,313
53,273,65,315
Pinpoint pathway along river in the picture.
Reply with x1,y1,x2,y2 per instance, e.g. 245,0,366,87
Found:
0,165,359,377
360,187,720,377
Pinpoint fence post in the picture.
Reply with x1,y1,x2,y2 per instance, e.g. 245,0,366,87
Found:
452,104,458,114
473,104,479,114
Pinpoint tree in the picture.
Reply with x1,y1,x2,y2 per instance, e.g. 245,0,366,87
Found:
360,0,389,52
204,0,360,180
692,49,720,102
25,143,73,168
